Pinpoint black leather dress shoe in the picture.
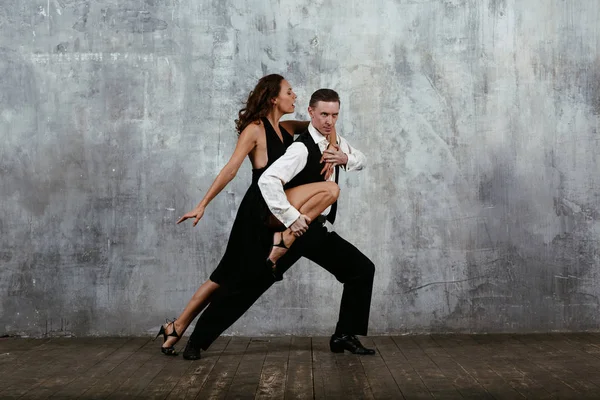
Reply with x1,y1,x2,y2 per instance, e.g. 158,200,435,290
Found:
329,334,376,355
182,340,201,360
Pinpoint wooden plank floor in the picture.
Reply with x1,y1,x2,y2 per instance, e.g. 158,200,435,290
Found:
1,334,600,399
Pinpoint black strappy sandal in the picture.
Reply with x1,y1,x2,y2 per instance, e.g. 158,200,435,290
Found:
153,319,180,356
265,232,288,281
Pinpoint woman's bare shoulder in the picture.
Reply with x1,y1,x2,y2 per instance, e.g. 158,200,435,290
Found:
240,119,265,139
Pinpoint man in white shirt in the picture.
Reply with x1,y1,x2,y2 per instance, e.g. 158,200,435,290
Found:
182,89,375,359
257,88,375,355
258,98,366,228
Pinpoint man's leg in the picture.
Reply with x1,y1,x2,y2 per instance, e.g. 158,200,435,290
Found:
184,248,304,357
187,276,273,351
298,225,375,354
305,229,374,335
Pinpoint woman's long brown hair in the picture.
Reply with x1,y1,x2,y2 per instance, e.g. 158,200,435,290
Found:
235,74,284,134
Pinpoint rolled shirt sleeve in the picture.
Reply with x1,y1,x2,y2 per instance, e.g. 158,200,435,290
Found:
258,142,309,228
338,135,367,171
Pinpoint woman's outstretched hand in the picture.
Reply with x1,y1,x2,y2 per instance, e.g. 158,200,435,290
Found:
177,205,206,227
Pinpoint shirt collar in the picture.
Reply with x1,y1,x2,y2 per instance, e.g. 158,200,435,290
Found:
308,123,328,146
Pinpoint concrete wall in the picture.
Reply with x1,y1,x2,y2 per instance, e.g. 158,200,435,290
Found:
1,0,599,337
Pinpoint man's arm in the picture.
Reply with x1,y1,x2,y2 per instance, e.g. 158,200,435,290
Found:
258,142,309,227
339,135,367,171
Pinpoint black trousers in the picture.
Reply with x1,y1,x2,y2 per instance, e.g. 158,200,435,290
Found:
189,223,375,350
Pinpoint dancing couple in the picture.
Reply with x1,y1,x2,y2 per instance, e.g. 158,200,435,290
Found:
155,74,376,359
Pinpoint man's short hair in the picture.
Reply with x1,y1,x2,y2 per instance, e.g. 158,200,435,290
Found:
309,89,340,107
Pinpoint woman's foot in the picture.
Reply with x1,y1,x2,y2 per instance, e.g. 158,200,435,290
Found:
153,319,181,356
162,320,182,350
266,231,292,269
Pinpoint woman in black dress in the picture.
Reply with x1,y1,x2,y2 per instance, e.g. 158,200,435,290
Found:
156,74,339,355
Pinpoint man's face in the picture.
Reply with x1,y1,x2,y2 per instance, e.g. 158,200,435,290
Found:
308,101,339,136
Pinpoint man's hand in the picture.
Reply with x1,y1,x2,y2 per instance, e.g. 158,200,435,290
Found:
320,144,343,180
320,161,335,180
177,205,206,227
322,145,348,167
289,214,311,237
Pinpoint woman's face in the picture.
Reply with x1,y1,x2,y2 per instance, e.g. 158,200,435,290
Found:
273,80,297,114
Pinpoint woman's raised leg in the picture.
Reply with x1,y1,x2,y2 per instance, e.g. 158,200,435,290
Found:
266,181,340,266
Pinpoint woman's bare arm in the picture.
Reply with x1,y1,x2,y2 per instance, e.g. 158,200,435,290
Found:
177,124,261,226
320,125,337,179
280,120,309,135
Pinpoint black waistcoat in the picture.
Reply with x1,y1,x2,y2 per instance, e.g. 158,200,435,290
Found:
284,129,339,223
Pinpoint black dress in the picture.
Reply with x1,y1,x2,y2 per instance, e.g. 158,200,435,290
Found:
209,117,294,286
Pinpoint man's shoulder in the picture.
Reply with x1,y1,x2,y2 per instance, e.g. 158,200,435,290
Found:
293,129,313,144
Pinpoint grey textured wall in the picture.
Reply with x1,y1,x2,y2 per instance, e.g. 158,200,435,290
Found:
1,0,599,337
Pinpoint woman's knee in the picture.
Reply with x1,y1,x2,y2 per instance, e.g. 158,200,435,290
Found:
324,181,340,202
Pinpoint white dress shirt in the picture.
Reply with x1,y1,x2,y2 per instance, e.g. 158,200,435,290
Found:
258,123,367,228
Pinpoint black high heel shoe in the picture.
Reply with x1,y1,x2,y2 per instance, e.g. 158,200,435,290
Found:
265,232,288,282
154,319,180,356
